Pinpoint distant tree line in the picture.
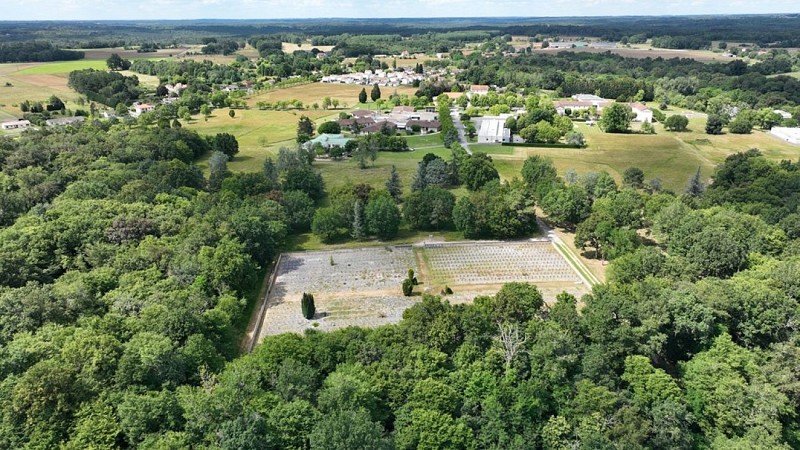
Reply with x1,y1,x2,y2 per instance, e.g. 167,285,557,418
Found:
0,42,84,63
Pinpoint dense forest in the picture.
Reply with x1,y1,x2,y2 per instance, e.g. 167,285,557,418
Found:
1,112,799,447
455,51,800,110
0,42,84,63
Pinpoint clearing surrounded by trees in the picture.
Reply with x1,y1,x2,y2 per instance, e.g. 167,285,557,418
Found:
253,240,590,343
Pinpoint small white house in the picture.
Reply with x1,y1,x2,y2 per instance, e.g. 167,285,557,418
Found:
132,103,155,117
1,119,31,130
774,109,793,120
628,102,654,123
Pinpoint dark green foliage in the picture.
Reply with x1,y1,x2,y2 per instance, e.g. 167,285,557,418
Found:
599,103,632,133
317,121,341,135
385,165,403,201
705,114,725,135
106,53,131,71
403,187,455,231
283,165,325,200
302,293,316,319
686,166,704,197
358,88,368,104
622,167,645,188
664,114,689,131
459,152,499,191
212,133,239,160
402,278,414,296
728,116,753,134
365,196,401,240
370,84,381,102
0,41,84,63
453,181,537,239
521,155,559,200
67,69,140,107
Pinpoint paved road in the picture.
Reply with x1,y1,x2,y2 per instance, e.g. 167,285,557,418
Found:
450,107,472,155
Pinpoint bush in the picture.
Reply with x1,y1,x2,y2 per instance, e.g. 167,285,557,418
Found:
705,114,725,135
301,293,315,319
317,121,341,134
664,114,689,131
402,278,414,296
728,117,753,134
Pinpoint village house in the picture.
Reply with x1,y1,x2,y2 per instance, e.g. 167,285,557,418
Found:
406,120,441,134
774,109,793,120
626,102,654,123
469,85,490,97
1,119,31,131
131,103,156,117
45,116,85,127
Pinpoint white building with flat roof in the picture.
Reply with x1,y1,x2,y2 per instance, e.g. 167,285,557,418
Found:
477,116,511,144
1,119,31,130
771,127,800,145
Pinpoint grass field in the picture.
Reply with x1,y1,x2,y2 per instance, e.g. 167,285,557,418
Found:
404,133,443,148
538,45,734,63
246,83,417,110
489,119,800,191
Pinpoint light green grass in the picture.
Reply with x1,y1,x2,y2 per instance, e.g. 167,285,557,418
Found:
489,120,800,192
404,133,442,148
471,143,515,155
13,60,109,75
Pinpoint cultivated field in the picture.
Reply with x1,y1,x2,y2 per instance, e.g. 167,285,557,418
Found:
245,83,417,110
253,240,590,341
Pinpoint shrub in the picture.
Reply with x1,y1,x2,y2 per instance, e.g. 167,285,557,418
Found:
301,293,315,319
402,278,414,296
664,114,689,131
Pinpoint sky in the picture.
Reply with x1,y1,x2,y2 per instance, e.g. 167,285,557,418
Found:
3,0,799,21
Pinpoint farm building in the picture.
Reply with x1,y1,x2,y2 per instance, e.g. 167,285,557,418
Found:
303,134,352,150
770,127,800,145
1,119,31,130
469,85,490,97
45,116,85,127
478,116,511,144
627,103,654,123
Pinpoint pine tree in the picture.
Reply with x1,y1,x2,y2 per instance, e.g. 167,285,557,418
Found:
386,165,403,201
262,157,278,188
351,200,365,240
686,166,705,197
301,292,315,319
411,163,428,192
358,88,367,104
370,84,381,102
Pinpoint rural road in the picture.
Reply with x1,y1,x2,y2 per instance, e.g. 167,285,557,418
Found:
450,107,472,154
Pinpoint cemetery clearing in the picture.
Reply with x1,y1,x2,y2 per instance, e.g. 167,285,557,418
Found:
252,240,591,343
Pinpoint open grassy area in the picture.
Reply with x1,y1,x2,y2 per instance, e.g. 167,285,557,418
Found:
489,119,800,191
404,133,443,148
13,60,109,75
246,83,417,110
282,42,335,54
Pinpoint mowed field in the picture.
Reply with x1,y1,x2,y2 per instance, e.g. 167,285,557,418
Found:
475,118,800,192
0,57,163,119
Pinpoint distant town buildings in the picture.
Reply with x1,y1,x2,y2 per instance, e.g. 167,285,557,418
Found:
554,94,653,123
321,67,433,87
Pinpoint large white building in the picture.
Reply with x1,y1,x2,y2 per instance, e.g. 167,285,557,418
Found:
771,127,800,145
477,116,511,144
1,119,31,130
